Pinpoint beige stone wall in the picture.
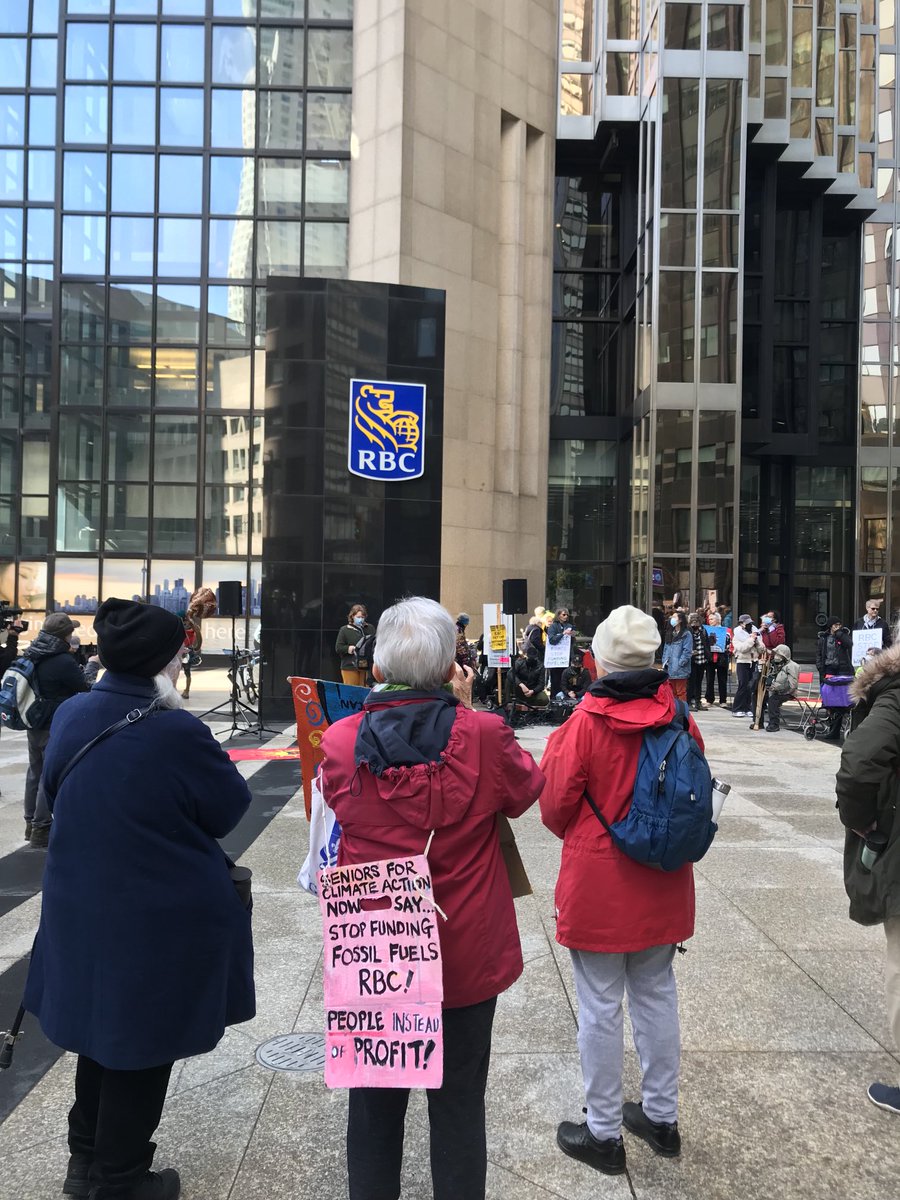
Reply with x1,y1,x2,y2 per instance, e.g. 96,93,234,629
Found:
350,0,558,634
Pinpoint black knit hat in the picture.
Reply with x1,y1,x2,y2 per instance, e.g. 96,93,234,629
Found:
95,598,186,678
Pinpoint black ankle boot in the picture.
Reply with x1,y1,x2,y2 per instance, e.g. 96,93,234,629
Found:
89,1168,181,1200
63,1153,92,1198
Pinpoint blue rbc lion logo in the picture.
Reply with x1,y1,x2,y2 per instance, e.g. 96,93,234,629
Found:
348,379,427,481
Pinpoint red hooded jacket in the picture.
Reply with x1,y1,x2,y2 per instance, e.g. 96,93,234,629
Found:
539,672,702,953
321,697,545,1009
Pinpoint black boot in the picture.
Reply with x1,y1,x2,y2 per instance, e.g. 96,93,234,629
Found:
623,1101,681,1157
556,1121,626,1175
63,1153,92,1198
89,1168,180,1200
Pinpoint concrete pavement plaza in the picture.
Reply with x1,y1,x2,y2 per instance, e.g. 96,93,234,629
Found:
0,689,897,1200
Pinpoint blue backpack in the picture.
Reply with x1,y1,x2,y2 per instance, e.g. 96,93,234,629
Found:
586,701,716,872
0,656,49,731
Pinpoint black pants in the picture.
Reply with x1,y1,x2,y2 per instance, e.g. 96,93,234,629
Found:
732,662,756,713
705,657,729,704
68,1055,173,1189
766,689,792,729
687,662,706,706
347,996,497,1200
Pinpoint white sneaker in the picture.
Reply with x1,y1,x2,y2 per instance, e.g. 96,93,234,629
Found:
732,710,744,717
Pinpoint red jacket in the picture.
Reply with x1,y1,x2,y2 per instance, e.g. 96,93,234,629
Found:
321,699,545,1008
539,674,702,953
760,622,786,651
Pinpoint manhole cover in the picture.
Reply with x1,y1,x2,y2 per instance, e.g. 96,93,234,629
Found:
256,1032,326,1073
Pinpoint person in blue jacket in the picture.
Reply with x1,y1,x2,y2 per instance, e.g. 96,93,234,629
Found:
24,598,255,1200
661,611,692,702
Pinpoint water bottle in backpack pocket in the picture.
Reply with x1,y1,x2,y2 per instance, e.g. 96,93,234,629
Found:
586,700,717,872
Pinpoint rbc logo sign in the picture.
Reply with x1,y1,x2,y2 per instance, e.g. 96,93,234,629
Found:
348,379,427,482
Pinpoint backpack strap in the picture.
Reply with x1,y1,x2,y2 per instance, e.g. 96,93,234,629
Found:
673,699,691,731
584,789,613,835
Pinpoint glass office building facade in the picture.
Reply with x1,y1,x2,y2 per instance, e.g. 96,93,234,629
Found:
0,0,350,642
555,0,900,655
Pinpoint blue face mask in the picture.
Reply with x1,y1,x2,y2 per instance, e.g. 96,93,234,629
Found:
761,615,772,626
670,617,678,627
354,616,365,627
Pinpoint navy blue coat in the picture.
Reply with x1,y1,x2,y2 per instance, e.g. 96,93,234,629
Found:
24,673,255,1070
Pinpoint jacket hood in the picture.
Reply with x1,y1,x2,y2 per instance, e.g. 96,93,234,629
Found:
772,645,793,661
581,668,676,732
24,631,71,661
850,641,900,703
352,693,481,831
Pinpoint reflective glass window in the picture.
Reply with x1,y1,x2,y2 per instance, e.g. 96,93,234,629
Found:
207,286,251,344
25,323,52,375
29,96,56,146
303,222,347,276
206,348,254,407
700,274,738,382
791,97,812,138
306,30,352,87
113,24,157,81
163,0,206,11
66,23,109,80
62,283,105,341
260,27,305,87
22,437,50,493
108,283,152,341
154,345,198,405
708,4,743,49
160,88,205,146
561,0,593,60
765,0,788,63
211,89,254,148
0,148,23,200
30,38,58,88
547,440,617,563
660,213,696,266
705,79,741,209
33,0,62,28
56,487,103,552
155,417,198,480
62,214,106,274
156,285,200,342
0,38,26,87
212,26,257,85
64,86,109,143
657,272,695,382
258,90,303,150
26,210,54,260
112,86,157,145
305,159,349,218
115,0,161,11
665,3,702,48
702,215,739,267
27,150,55,203
306,93,351,151
549,323,619,416
157,217,202,276
257,220,302,276
111,153,155,212
152,485,197,553
107,345,153,405
0,6,27,32
0,266,22,314
204,486,250,555
59,413,102,478
159,155,203,213
661,79,699,208
161,25,205,82
109,216,154,276
64,151,108,211
105,484,149,551
0,209,22,258
654,411,694,553
0,96,25,144
257,157,302,216
25,267,53,317
210,156,255,215
209,219,254,277
793,7,813,86
107,413,150,479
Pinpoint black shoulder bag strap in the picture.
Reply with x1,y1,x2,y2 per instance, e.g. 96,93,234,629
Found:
55,700,160,791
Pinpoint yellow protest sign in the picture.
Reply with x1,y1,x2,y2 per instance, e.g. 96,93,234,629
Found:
489,624,507,652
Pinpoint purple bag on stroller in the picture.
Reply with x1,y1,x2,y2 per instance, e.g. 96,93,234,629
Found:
820,675,854,709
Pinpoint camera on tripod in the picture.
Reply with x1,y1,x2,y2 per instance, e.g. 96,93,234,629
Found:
0,602,26,632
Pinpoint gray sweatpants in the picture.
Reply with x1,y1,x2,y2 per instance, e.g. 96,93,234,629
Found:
571,943,680,1141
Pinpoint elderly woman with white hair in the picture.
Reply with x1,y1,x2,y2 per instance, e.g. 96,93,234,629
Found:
24,598,254,1200
321,595,545,1200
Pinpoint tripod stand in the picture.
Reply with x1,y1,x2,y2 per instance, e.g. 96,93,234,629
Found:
199,615,279,741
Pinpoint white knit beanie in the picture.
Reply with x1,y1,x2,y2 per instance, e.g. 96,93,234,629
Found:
591,605,661,674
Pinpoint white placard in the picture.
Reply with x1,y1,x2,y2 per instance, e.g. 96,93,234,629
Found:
852,627,883,666
483,603,514,668
544,635,573,669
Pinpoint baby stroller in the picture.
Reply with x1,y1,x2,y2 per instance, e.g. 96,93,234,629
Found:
818,674,854,743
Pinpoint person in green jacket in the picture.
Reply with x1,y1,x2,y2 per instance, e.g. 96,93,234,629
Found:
335,604,375,686
836,639,900,1114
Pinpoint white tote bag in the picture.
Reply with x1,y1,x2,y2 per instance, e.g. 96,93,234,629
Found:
297,769,341,895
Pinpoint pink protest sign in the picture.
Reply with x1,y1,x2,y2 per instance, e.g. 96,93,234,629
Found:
318,854,444,1089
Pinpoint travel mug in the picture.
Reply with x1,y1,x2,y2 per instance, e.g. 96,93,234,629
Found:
860,829,888,872
711,777,731,822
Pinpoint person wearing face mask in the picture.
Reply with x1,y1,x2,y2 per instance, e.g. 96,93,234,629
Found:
661,612,692,701
731,614,761,717
759,611,786,651
335,604,375,687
